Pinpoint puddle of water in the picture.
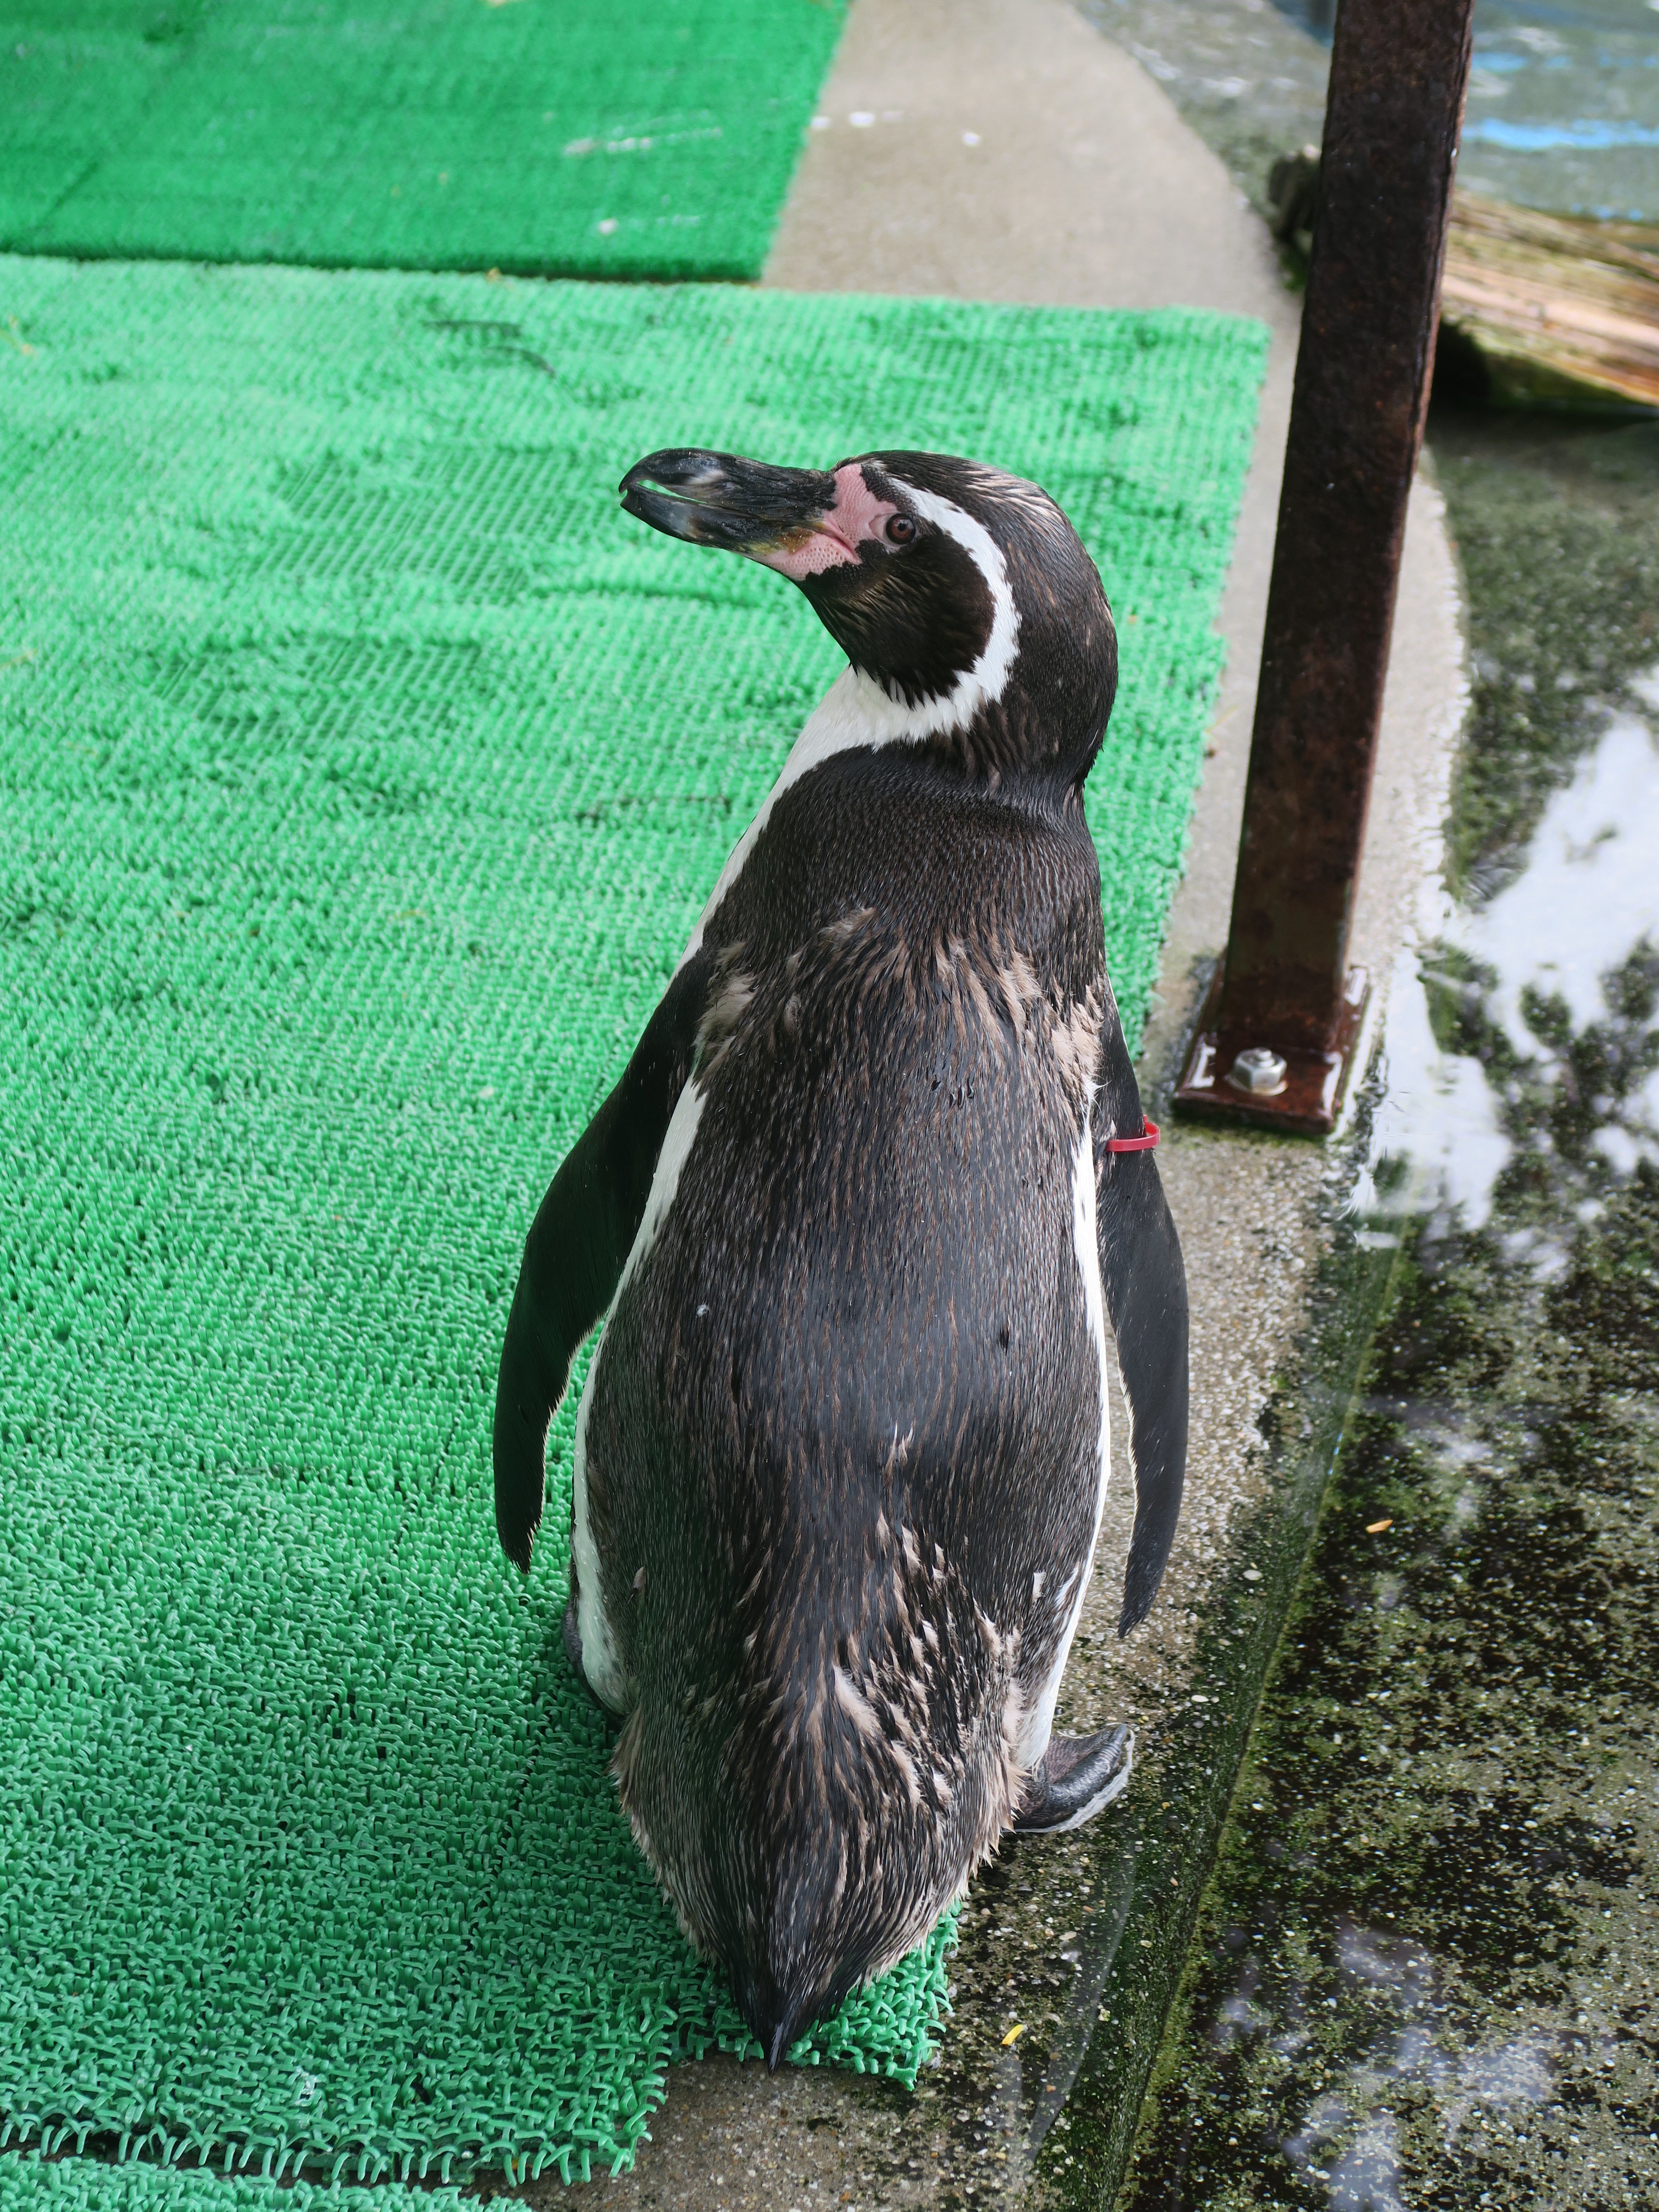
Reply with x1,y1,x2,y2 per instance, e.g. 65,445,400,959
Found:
1359,695,1659,1232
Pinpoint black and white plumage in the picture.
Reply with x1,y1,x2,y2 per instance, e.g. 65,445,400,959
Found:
493,447,1189,2066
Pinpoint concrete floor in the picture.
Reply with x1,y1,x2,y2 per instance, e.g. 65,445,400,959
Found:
516,1,1468,2203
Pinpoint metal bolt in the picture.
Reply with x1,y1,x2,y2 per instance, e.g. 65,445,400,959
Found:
1228,1046,1288,1096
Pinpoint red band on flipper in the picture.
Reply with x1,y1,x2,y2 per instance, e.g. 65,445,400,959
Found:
1104,1118,1160,1154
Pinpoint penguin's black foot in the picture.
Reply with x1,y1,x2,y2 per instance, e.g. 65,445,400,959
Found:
1013,1724,1134,1834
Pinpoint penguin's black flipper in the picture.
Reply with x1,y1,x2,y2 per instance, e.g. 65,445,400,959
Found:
493,952,711,1572
1093,1000,1190,1636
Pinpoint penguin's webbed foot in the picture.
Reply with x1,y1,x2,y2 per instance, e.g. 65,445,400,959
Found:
1013,1724,1134,1834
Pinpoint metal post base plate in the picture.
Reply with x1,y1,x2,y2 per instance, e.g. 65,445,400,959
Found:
1173,966,1371,1137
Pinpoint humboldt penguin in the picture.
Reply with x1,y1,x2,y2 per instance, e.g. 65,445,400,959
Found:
493,447,1189,2066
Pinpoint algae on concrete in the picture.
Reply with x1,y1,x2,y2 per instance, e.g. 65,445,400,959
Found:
1119,405,1659,2209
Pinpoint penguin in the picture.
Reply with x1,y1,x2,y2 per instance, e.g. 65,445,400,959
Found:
493,447,1189,2067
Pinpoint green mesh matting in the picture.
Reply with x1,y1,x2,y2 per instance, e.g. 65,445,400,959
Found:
0,0,846,279
0,2151,471,2209
0,256,1266,2187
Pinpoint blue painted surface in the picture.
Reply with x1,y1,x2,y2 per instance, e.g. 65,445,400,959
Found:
1464,116,1659,149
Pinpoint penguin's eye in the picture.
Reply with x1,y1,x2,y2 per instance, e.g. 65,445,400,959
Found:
883,513,918,547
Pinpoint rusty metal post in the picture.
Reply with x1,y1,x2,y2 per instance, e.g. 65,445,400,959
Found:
1175,0,1475,1136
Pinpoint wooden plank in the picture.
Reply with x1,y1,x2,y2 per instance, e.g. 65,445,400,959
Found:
1441,190,1659,410
1270,153,1659,411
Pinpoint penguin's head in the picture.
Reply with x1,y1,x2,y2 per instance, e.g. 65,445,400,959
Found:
620,447,1116,783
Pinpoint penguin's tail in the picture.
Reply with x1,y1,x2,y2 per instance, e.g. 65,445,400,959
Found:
615,1515,1015,2064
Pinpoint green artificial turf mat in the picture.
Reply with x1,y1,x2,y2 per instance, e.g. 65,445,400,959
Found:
0,256,1266,2188
0,0,846,279
0,2150,473,2209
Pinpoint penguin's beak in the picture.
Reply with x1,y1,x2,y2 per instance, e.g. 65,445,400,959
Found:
620,447,844,564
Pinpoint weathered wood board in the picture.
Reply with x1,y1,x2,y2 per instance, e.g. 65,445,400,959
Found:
1269,149,1659,412
1442,190,1659,411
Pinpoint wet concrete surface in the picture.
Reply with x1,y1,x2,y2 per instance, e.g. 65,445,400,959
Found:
1118,411,1659,2207
1076,0,1329,230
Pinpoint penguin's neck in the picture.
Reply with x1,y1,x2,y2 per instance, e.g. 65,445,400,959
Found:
804,665,1087,804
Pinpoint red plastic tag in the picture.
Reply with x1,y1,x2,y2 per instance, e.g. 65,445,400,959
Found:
1104,1117,1160,1154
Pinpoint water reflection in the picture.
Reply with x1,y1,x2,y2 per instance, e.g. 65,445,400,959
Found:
1360,686,1659,1232
1267,1916,1562,2202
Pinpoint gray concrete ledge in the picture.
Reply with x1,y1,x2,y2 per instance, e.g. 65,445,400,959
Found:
531,1,1468,2203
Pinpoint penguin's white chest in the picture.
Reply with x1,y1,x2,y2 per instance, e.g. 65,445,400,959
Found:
1005,1101,1112,1773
